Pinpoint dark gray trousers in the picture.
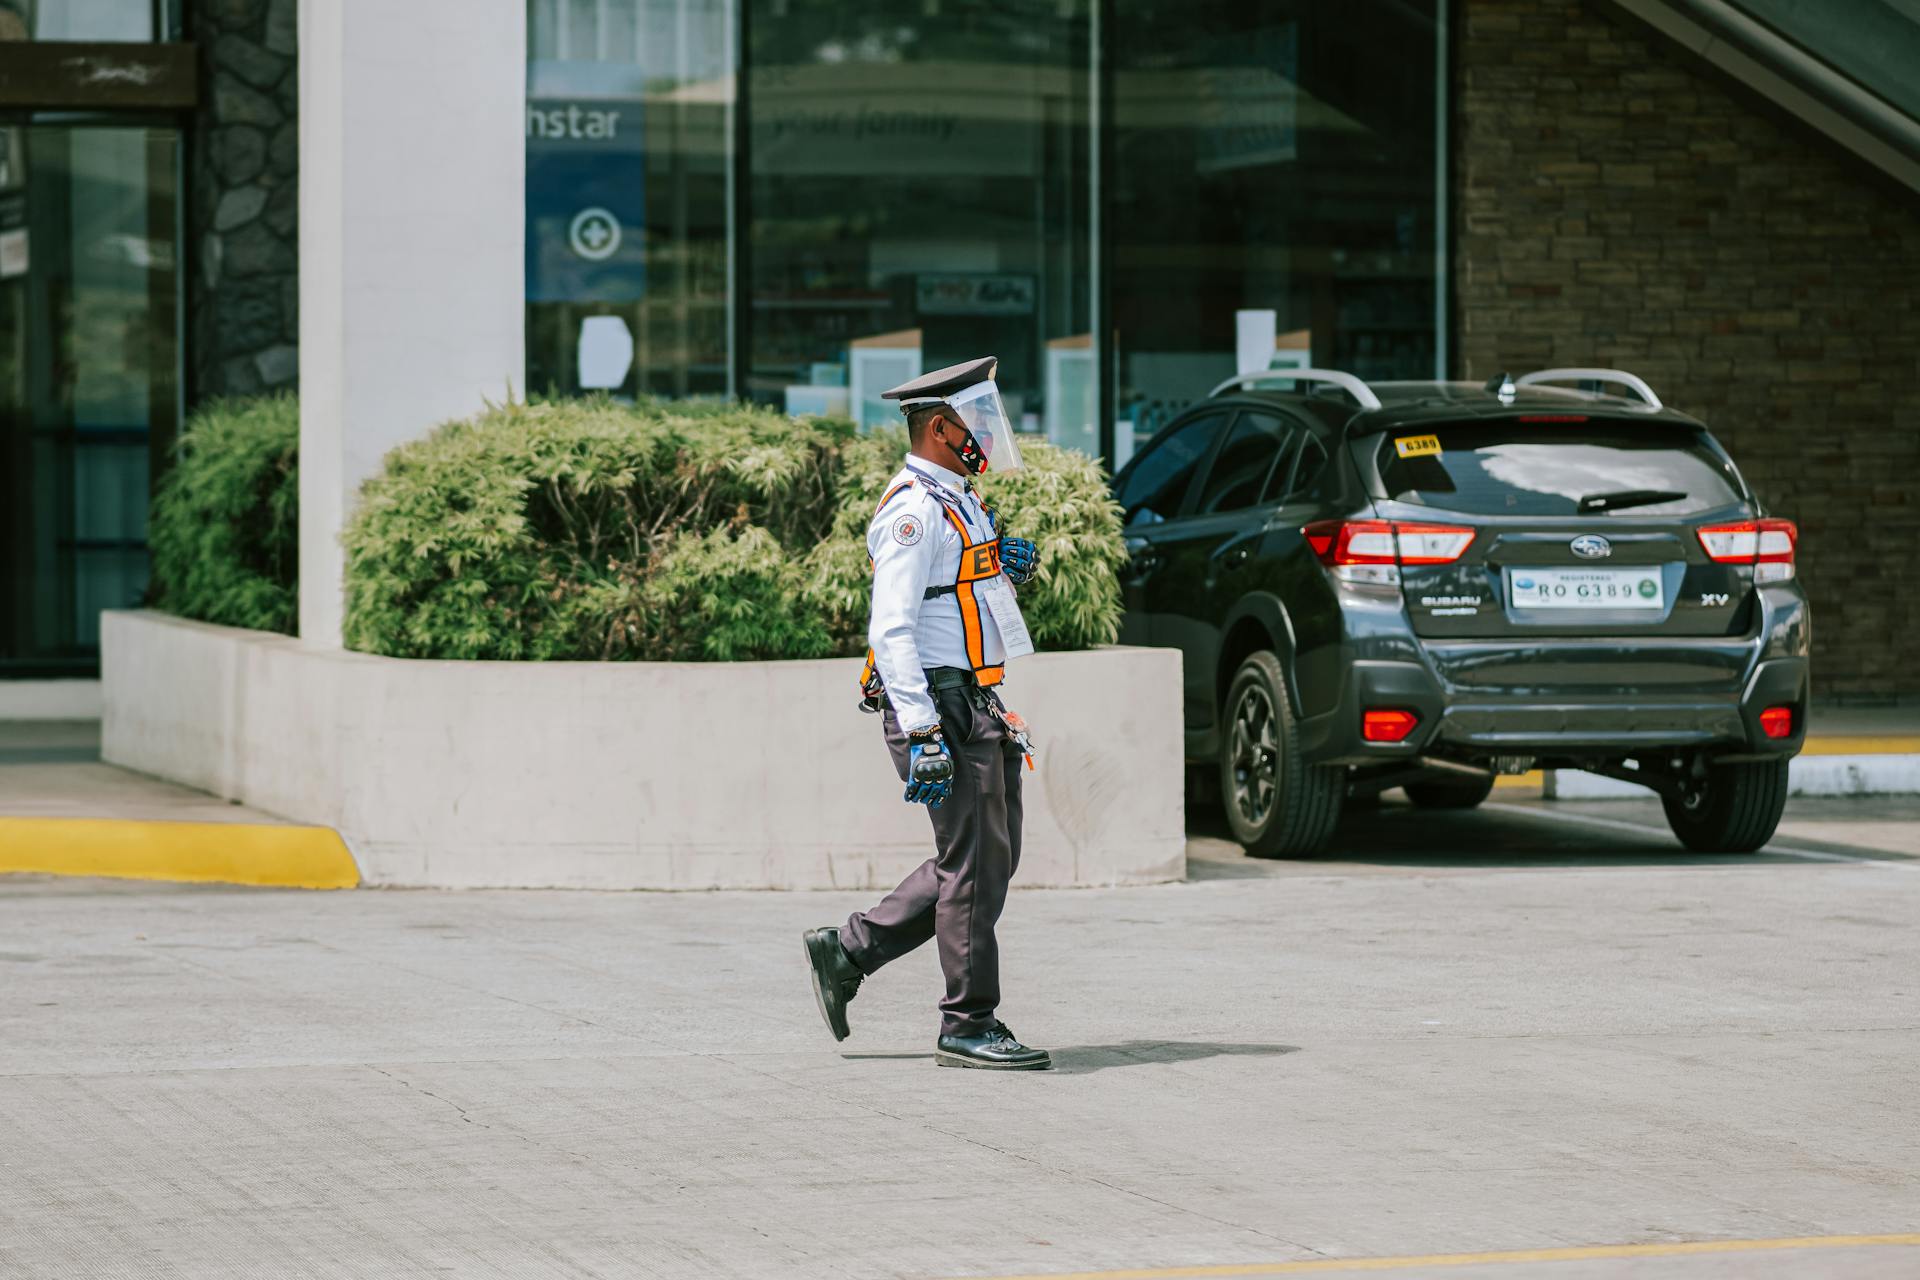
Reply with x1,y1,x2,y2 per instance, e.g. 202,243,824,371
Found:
840,686,1025,1037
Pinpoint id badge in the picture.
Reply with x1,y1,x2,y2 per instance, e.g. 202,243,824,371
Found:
979,575,1035,658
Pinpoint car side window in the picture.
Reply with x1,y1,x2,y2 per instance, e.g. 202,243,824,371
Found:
1117,412,1227,525
1194,412,1294,515
1272,434,1330,503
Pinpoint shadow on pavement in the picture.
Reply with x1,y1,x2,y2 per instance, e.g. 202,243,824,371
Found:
842,1043,1303,1074
1048,1040,1301,1075
1187,794,1911,875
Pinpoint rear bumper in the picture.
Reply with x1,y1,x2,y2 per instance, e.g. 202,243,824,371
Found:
1287,579,1811,766
1298,655,1810,765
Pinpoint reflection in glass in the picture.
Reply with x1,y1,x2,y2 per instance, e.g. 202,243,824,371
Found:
0,126,181,673
1118,411,1227,525
1111,0,1442,459
1194,411,1291,515
1372,426,1747,518
525,0,734,398
746,0,1094,453
0,0,156,40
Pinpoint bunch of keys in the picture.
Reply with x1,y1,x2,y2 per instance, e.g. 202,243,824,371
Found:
1000,708,1037,771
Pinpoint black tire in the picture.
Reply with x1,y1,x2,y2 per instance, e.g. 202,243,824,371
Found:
1218,651,1345,858
1403,774,1496,810
1661,759,1790,853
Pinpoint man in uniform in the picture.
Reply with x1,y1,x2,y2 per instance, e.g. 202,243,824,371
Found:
802,356,1050,1071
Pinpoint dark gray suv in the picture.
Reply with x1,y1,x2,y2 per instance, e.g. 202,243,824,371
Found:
1113,368,1809,858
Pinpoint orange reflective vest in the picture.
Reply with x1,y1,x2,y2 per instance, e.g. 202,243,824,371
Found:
931,499,1005,687
859,479,1005,704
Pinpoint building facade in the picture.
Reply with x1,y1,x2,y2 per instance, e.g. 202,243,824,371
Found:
1455,0,1920,699
1,0,1913,696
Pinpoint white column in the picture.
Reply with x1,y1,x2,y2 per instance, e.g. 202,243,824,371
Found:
298,0,526,646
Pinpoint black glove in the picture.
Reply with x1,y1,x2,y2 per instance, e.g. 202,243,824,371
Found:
1002,536,1039,586
904,728,954,807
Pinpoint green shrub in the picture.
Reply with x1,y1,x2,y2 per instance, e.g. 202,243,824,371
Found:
801,429,909,650
342,398,852,660
148,394,300,634
595,526,835,662
976,442,1129,651
805,428,1128,653
340,397,1125,661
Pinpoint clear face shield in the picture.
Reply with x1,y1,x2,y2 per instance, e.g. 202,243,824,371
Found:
945,379,1024,473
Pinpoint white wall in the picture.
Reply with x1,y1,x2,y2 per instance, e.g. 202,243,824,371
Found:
103,613,1188,890
298,0,527,645
0,681,104,721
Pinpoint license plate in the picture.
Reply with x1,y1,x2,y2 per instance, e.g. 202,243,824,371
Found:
1507,567,1665,610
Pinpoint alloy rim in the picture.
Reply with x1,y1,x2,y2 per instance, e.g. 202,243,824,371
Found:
1229,684,1279,827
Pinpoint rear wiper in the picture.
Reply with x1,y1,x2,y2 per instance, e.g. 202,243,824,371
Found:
1577,488,1687,513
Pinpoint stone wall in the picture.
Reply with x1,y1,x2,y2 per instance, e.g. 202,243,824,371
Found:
1456,0,1920,698
188,0,298,399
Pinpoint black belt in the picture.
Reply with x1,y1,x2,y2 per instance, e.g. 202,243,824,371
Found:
869,666,979,714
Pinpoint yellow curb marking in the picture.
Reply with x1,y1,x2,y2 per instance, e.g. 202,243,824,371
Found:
0,818,358,889
1800,735,1920,756
964,1234,1920,1279
1485,737,1918,795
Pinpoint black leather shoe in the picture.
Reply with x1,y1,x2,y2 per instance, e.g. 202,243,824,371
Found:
935,1022,1052,1070
803,927,863,1042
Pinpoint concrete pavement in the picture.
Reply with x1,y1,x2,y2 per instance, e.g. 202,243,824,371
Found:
2,795,1917,1278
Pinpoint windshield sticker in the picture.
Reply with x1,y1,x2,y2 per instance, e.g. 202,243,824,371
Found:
1395,434,1443,459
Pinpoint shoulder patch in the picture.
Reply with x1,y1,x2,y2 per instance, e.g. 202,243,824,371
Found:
891,513,926,546
874,478,917,516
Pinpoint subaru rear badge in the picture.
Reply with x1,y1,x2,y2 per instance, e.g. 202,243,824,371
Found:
1571,535,1612,559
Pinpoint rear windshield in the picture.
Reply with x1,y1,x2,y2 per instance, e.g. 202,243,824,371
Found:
1365,422,1746,517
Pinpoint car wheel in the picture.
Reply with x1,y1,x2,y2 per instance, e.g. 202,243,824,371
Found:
1219,651,1344,858
1403,774,1496,809
1661,759,1790,853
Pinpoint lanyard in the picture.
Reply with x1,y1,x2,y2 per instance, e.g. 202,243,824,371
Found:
904,465,990,539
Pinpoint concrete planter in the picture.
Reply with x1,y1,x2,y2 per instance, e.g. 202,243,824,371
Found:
101,611,1185,890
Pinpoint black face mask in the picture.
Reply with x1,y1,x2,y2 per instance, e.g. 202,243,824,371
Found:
938,416,990,476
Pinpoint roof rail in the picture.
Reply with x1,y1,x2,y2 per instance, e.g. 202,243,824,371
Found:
1208,367,1383,410
1515,368,1664,410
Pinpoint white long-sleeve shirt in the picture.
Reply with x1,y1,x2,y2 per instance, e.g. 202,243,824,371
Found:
865,458,1007,735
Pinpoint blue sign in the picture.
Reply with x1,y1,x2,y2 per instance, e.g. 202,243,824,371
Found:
526,98,647,304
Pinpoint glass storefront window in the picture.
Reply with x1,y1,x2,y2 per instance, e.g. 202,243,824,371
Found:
0,126,181,674
745,0,1095,454
1110,0,1443,462
526,0,736,399
0,0,167,40
517,0,1448,474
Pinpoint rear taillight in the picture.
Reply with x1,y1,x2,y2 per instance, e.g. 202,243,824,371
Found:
1697,518,1798,582
1397,524,1479,564
1303,519,1475,585
1306,520,1396,564
1759,706,1794,739
1362,709,1420,743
